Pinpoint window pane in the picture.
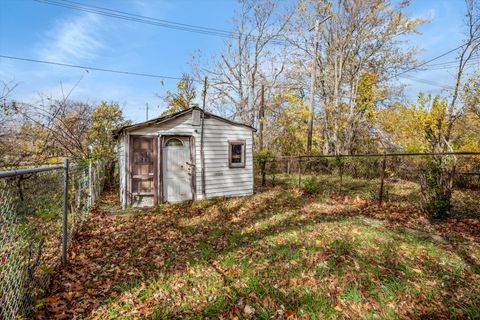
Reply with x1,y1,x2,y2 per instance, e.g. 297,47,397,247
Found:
166,138,183,147
231,144,243,163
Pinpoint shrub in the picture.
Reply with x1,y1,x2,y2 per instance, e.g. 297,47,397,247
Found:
303,176,320,194
420,158,454,219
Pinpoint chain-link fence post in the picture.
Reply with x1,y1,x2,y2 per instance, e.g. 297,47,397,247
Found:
261,158,267,187
338,157,343,194
0,161,107,318
378,153,387,206
62,159,69,267
89,160,94,206
298,156,302,188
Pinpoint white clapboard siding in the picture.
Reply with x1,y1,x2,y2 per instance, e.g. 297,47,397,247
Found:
204,172,253,180
203,116,253,198
204,169,253,178
206,183,253,192
118,109,254,205
206,189,253,198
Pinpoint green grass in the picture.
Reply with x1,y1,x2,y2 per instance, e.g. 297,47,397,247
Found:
36,185,480,320
258,172,480,214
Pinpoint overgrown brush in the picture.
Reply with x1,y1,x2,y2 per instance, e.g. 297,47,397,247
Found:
420,157,455,219
303,176,320,194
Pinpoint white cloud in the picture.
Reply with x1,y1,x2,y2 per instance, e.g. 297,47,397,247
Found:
38,13,104,63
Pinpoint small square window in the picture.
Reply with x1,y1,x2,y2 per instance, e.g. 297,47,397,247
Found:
229,140,245,168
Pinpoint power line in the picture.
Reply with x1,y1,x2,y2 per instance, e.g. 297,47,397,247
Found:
389,36,480,80
33,0,287,46
65,0,239,35
0,53,463,101
32,0,479,81
419,59,480,71
0,54,188,81
421,56,480,68
0,53,303,89
0,53,460,117
34,0,232,37
398,75,454,90
59,0,233,34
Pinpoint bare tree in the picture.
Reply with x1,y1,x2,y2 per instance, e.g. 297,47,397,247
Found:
1,85,93,165
446,0,480,138
0,74,97,164
0,80,17,101
286,0,424,154
0,80,18,127
463,71,480,118
424,0,479,155
194,0,294,127
12,98,93,161
0,81,20,166
419,0,480,217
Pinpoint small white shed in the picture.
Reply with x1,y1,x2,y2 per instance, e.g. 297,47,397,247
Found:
113,107,256,207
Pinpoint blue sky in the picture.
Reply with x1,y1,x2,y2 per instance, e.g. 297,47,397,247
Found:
0,0,471,123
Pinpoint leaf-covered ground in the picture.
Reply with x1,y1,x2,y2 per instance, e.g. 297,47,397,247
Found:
34,187,480,319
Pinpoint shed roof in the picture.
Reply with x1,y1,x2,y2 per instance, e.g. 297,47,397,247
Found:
113,106,256,139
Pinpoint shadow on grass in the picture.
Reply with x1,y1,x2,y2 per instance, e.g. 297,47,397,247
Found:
262,173,480,215
36,186,480,319
263,174,480,278
142,223,476,319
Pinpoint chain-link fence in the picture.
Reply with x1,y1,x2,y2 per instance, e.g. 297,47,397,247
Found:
255,153,480,214
0,160,105,320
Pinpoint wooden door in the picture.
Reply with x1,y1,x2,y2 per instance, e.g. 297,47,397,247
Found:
130,136,157,206
163,137,192,202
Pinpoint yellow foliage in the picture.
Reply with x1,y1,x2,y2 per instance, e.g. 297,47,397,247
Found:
356,71,385,121
89,102,129,161
266,90,321,155
375,92,480,154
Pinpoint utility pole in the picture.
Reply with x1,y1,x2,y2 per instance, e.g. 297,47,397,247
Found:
62,159,69,266
307,16,330,154
145,103,149,121
307,20,319,154
259,83,265,151
200,76,208,199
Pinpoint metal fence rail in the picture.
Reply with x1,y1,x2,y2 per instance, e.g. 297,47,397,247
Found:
0,160,105,320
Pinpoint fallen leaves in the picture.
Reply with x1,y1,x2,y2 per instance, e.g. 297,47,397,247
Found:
32,187,480,320
243,304,255,317
412,268,423,275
